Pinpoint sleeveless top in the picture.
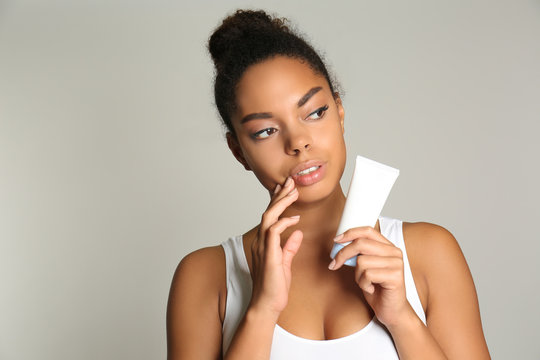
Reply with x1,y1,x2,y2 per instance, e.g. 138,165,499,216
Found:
220,217,426,359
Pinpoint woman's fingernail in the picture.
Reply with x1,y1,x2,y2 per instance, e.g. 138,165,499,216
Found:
333,233,344,242
328,259,336,270
287,187,298,196
273,184,282,194
284,177,293,187
290,215,300,220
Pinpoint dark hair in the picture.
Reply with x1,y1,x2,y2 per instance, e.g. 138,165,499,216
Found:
208,9,340,134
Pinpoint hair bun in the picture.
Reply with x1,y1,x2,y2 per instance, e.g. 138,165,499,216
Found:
208,10,290,71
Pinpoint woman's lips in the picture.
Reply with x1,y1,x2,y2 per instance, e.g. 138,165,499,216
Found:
291,161,327,186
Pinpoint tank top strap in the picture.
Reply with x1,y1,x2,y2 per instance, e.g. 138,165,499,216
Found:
221,236,252,354
379,217,426,324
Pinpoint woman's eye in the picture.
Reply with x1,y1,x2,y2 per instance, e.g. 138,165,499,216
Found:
307,105,329,120
252,128,277,139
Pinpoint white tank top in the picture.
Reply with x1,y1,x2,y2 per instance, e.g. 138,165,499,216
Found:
221,217,426,358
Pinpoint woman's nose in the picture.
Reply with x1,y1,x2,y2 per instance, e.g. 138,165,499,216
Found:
285,125,312,155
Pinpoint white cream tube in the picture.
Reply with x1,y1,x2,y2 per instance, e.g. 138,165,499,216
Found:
330,155,400,266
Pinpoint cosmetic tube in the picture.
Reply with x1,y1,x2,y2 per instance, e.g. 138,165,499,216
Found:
330,155,400,266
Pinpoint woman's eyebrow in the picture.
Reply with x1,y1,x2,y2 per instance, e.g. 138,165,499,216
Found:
241,112,273,124
240,86,323,124
297,86,322,107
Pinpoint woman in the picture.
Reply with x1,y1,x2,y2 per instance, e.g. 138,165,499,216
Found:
167,9,490,359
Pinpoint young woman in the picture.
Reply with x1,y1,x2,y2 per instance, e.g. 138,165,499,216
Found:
167,9,490,359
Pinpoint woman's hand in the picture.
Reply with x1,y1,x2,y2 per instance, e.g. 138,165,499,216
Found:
249,177,304,321
329,226,413,328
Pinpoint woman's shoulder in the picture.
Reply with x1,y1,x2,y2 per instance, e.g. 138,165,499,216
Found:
171,226,258,291
402,221,471,309
168,245,228,319
167,245,228,357
402,221,463,265
180,244,226,267
171,245,227,292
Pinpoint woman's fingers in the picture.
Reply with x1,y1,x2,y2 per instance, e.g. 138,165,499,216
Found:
355,255,404,293
334,226,392,245
328,226,409,324
252,177,299,260
248,178,303,316
253,215,300,257
261,182,298,229
267,177,296,208
331,237,401,270
265,215,301,250
329,231,404,295
356,267,404,294
282,230,303,271
356,254,403,271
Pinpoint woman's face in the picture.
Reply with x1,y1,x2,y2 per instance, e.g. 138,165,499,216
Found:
228,56,346,204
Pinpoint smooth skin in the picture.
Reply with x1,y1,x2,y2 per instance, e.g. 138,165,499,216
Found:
166,56,491,359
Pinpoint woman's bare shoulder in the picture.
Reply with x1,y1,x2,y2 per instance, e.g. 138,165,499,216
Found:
402,221,464,271
177,245,226,271
167,245,227,358
168,245,227,324
402,222,466,309
402,221,457,244
170,245,226,297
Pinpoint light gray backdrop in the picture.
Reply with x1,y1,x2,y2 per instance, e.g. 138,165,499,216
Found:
1,0,539,359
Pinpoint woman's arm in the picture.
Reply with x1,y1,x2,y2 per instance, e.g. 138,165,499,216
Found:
225,179,303,359
167,246,225,359
401,222,491,359
167,178,303,360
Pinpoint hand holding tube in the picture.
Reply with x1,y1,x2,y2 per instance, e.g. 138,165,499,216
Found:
330,155,399,266
329,226,413,328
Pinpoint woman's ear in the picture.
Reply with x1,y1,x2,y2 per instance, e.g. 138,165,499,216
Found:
334,94,345,134
226,132,251,171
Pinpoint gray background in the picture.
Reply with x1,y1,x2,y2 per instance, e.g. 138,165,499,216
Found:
1,0,539,359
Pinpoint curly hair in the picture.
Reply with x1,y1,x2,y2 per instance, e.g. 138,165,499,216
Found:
208,9,340,134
